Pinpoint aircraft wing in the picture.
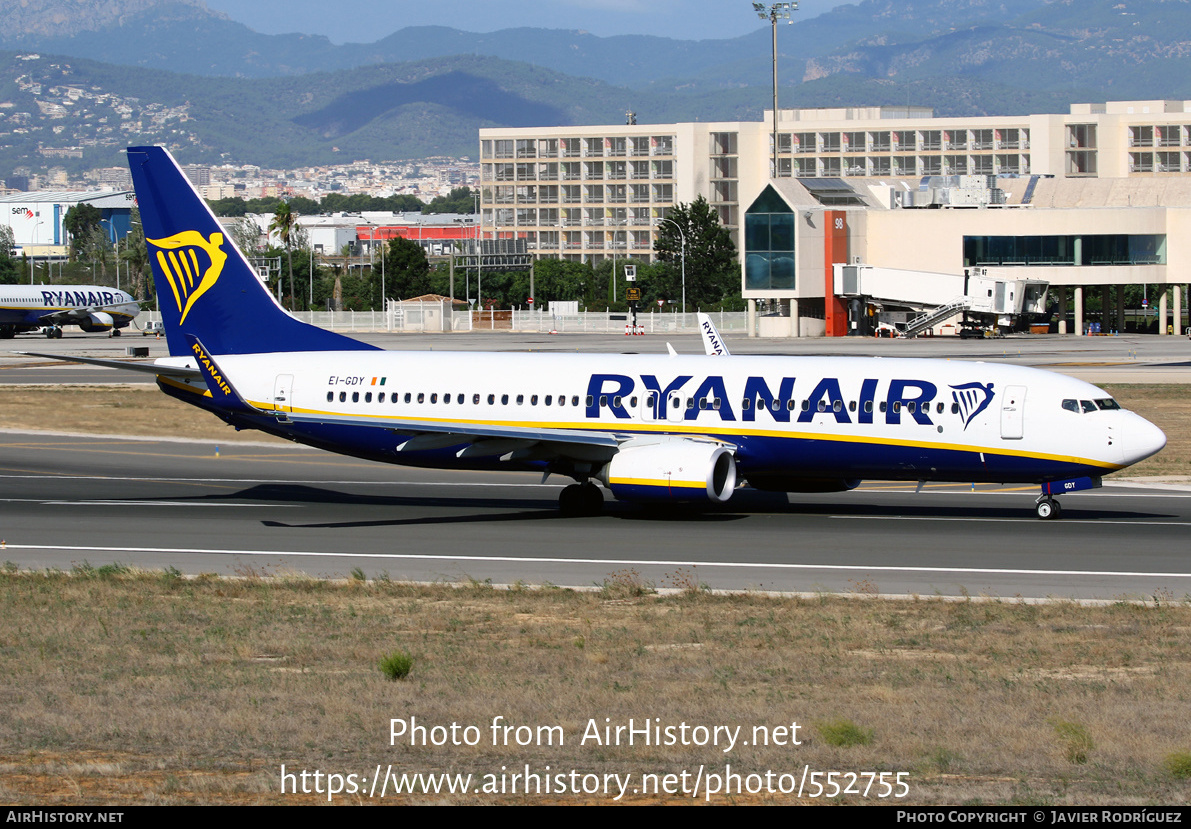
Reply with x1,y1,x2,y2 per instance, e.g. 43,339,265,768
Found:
35,302,137,325
15,352,201,379
281,408,624,455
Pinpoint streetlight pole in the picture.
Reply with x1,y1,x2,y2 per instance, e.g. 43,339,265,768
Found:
655,216,686,313
753,2,797,179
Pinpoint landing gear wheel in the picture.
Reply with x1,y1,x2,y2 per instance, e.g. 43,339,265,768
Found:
559,482,604,517
112,328,121,337
53,327,63,339
1036,497,1061,520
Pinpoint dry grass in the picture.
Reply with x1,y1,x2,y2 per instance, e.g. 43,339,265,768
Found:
0,386,286,444
2,569,1191,805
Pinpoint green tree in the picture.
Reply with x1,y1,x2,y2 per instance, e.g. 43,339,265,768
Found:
653,195,739,311
63,203,102,261
120,209,150,302
383,236,431,300
0,225,18,284
424,187,477,215
268,201,297,310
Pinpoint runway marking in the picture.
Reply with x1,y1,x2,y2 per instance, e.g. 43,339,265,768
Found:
831,515,1191,527
8,543,1191,580
34,500,298,508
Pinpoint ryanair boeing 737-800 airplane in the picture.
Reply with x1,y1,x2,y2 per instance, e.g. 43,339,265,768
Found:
28,147,1168,519
0,284,139,338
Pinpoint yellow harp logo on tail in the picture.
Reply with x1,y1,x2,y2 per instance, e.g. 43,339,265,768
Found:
147,231,228,324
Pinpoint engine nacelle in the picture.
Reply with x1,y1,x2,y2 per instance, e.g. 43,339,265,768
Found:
598,438,736,503
77,311,115,332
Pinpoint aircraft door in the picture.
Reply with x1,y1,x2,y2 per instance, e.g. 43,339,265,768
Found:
273,374,294,412
667,391,685,423
641,391,658,422
1000,385,1025,440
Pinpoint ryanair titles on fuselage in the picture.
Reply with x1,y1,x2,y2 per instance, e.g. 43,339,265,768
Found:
586,372,994,428
39,289,125,308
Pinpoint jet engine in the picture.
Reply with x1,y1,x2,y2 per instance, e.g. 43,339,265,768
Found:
77,311,115,333
598,437,736,503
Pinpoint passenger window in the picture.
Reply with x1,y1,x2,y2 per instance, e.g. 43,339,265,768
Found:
599,395,607,407
864,401,872,414
892,401,901,413
532,395,539,405
545,395,553,406
907,401,915,413
515,394,523,405
326,392,333,402
1062,399,1079,413
715,398,722,410
393,394,399,404
488,394,495,405
572,396,580,406
880,402,887,413
833,400,842,413
849,401,857,412
365,392,372,403
817,400,826,412
936,402,944,414
631,396,638,408
801,400,810,411
612,395,621,407
443,393,450,404
378,392,385,403
742,399,751,411
352,391,359,403
699,398,708,410
501,394,509,405
473,394,480,405
456,394,463,404
431,393,438,404
417,393,425,403
686,398,695,409
405,393,412,403
338,391,346,402
950,402,959,414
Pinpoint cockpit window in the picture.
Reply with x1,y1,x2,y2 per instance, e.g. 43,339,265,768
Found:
1095,398,1121,411
1080,400,1097,413
1061,399,1079,413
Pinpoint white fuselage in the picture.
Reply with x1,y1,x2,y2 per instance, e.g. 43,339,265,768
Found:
158,349,1165,485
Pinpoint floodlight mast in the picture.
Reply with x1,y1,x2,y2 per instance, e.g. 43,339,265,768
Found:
754,2,798,179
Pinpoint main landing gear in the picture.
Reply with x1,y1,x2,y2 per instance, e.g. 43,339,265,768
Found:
559,481,604,517
43,326,63,339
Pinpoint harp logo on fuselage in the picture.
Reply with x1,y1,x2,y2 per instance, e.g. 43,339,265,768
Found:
147,231,228,324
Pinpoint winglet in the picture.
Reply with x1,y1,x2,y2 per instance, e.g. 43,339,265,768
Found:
186,335,259,414
698,312,731,356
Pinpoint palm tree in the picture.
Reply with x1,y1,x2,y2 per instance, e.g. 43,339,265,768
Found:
269,201,296,310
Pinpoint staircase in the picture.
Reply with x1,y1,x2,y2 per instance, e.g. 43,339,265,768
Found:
901,297,970,338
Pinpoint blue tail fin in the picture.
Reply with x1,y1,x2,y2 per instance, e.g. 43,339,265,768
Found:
126,145,378,356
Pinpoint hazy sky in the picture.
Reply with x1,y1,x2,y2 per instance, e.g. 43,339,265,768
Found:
201,0,853,44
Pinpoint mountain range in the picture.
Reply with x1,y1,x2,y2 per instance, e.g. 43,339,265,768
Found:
3,0,1191,172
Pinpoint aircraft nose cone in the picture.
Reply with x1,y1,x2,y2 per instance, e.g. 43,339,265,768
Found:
1126,415,1166,465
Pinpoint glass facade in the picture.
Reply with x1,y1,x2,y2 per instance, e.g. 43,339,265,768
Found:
744,186,796,291
963,235,1166,267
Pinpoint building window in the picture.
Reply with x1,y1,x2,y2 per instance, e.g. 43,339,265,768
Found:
744,185,796,292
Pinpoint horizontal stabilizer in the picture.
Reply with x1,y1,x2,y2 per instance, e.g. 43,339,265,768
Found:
16,351,200,379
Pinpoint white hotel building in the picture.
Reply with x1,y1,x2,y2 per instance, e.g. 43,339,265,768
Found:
480,100,1191,335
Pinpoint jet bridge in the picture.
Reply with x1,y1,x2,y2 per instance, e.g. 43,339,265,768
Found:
833,264,1048,337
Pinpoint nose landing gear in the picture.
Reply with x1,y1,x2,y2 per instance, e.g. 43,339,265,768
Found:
1035,495,1062,520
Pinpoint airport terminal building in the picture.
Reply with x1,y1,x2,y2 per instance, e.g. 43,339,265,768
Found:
479,100,1191,336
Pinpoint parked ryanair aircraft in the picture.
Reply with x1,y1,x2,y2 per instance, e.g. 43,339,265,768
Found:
0,284,139,338
28,147,1167,518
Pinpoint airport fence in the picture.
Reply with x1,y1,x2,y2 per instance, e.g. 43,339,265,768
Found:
137,307,749,335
